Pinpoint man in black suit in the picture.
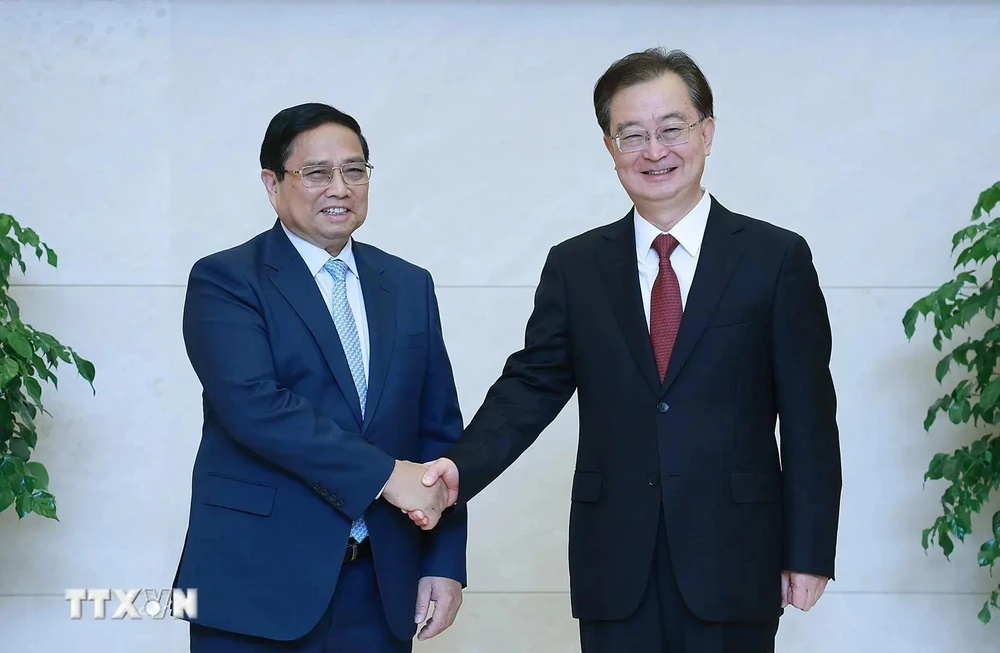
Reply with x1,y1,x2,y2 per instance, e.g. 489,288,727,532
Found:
412,48,842,652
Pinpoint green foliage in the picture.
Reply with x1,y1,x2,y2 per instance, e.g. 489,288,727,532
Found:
904,182,1000,624
0,213,95,521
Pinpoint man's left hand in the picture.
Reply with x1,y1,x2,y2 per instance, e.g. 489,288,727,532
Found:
782,570,828,611
414,576,463,640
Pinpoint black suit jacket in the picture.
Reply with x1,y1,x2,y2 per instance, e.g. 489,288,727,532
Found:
445,196,841,623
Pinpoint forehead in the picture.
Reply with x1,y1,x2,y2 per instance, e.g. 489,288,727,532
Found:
609,72,695,130
286,123,365,165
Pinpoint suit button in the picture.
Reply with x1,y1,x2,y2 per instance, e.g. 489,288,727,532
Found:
647,474,659,486
656,402,669,413
335,499,345,509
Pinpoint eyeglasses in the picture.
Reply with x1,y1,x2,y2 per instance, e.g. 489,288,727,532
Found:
612,119,704,153
281,162,374,188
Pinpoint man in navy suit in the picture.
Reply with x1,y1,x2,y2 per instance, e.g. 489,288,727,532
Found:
172,103,467,652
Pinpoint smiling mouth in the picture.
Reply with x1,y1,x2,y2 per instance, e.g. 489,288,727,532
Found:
642,167,678,176
320,208,348,215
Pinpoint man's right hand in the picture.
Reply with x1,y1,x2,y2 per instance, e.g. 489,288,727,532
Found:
404,458,460,529
382,460,451,528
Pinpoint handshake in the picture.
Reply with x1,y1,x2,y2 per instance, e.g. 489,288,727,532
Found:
382,458,460,529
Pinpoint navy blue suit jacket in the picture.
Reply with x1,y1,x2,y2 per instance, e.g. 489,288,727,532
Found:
172,220,467,641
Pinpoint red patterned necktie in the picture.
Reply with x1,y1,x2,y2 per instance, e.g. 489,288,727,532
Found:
650,234,682,382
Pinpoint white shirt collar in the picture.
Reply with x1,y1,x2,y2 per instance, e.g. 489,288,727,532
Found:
280,221,359,279
634,189,711,261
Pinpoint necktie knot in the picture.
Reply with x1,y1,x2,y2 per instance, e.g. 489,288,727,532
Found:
652,233,679,260
324,258,348,282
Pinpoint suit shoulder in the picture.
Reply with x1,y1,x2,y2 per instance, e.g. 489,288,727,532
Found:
190,229,269,271
728,208,808,248
549,218,628,258
185,230,271,290
353,241,433,281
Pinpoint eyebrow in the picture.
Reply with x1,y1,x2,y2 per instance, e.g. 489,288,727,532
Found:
614,111,690,133
302,156,366,166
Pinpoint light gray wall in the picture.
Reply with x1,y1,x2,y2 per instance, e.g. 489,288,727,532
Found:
2,1,999,650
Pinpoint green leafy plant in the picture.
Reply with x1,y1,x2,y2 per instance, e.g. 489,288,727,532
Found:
0,212,95,521
903,181,1000,624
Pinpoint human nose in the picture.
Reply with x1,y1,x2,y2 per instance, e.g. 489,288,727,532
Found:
643,132,670,160
324,168,350,197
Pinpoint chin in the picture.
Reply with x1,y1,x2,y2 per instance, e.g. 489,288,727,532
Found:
633,186,680,204
647,179,696,201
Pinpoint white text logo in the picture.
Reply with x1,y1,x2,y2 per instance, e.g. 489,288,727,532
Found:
65,588,198,620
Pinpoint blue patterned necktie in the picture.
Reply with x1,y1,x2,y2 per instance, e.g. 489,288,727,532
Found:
323,258,368,543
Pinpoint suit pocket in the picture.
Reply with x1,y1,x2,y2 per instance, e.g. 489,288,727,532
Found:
706,303,767,329
730,472,781,503
571,471,603,503
202,473,276,516
394,332,425,350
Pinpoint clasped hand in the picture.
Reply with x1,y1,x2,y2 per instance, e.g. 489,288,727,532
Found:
381,459,459,530
382,460,455,529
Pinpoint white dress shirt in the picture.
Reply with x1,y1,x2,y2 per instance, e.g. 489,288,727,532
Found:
281,222,370,382
281,223,388,500
634,189,712,329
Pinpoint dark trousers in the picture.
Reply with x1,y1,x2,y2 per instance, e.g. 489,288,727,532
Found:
190,554,411,653
579,513,780,653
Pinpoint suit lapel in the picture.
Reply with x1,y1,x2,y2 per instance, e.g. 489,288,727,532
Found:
659,198,746,395
596,211,662,395
353,243,395,436
264,222,363,427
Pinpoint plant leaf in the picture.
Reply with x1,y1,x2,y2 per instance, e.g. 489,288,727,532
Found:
25,461,48,490
903,307,919,339
20,425,36,448
941,529,955,558
14,490,29,518
973,181,1000,220
0,489,14,513
926,453,948,480
0,358,18,387
8,437,30,462
4,331,33,359
30,491,57,520
23,377,42,406
979,602,992,624
71,352,95,391
936,355,951,383
979,540,999,567
982,377,1000,411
